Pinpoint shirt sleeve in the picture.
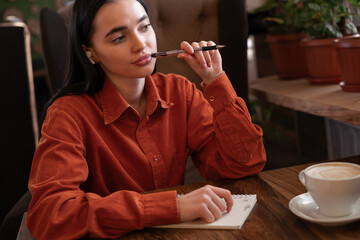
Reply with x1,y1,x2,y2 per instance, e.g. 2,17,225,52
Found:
186,71,266,180
27,106,179,240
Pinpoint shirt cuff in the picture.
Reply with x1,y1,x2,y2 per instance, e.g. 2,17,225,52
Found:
141,190,179,227
201,72,237,113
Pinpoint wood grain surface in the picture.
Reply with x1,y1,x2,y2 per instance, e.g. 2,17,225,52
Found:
118,156,360,239
249,75,360,126
18,156,360,239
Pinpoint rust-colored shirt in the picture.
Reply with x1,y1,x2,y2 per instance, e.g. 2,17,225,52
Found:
27,72,266,239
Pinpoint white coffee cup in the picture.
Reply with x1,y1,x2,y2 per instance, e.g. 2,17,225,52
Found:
299,162,360,217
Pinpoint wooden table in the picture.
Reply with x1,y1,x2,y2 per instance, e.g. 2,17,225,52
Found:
249,75,360,126
18,156,360,239
118,155,360,239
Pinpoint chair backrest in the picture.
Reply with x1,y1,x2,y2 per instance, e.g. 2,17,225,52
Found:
41,0,248,103
143,0,248,103
40,7,69,95
0,22,38,224
144,0,219,88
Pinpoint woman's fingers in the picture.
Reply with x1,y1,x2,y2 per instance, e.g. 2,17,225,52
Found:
178,41,197,65
197,196,218,223
199,193,224,222
192,41,207,68
202,197,224,222
211,186,233,213
178,185,233,223
179,40,215,68
207,40,217,59
180,41,194,55
178,40,223,85
199,41,213,68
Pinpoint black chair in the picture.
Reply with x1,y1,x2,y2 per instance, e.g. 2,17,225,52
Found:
218,0,249,104
40,7,70,95
0,22,38,239
144,0,249,103
0,192,32,240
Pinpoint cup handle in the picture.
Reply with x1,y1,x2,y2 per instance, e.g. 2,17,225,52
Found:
299,170,306,186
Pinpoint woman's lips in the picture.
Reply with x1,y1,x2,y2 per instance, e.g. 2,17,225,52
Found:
133,54,152,66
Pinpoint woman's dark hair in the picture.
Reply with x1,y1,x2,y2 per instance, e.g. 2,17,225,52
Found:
39,0,148,131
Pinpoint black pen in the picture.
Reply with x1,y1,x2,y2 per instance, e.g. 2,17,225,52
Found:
151,45,225,58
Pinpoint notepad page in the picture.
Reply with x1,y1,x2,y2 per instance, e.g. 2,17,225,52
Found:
153,194,256,230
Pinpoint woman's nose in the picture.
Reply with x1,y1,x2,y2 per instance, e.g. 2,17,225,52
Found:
132,33,146,52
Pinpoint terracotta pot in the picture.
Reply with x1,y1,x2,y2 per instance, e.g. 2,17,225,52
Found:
301,38,342,84
335,36,360,92
266,33,308,79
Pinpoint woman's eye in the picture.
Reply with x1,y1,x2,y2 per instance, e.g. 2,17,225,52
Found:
112,35,125,43
141,24,151,32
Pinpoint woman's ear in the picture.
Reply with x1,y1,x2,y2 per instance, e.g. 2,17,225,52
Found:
85,51,96,64
82,44,96,65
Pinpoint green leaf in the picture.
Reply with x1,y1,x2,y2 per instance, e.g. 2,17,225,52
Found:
300,0,358,38
308,3,322,11
347,0,360,8
325,22,343,38
345,21,358,34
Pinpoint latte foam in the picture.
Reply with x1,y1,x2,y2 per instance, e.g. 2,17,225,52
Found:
307,163,360,179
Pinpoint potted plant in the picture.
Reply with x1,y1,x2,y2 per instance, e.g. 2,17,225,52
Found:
333,0,360,91
300,0,358,84
334,37,360,91
253,0,308,80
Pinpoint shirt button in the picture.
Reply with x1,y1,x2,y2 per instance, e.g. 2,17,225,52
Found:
209,96,215,102
153,155,158,161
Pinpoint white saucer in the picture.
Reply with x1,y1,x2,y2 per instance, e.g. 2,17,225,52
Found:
289,193,360,226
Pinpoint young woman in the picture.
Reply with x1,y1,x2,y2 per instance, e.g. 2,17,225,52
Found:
27,0,266,239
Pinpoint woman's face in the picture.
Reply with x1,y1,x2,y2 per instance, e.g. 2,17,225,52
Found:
88,0,157,81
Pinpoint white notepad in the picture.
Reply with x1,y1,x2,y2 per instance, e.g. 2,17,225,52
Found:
154,194,256,230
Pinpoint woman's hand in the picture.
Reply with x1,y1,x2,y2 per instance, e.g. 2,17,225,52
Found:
177,41,223,86
178,185,233,223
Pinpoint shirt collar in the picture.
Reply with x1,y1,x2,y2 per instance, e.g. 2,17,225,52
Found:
145,74,174,117
99,75,173,125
